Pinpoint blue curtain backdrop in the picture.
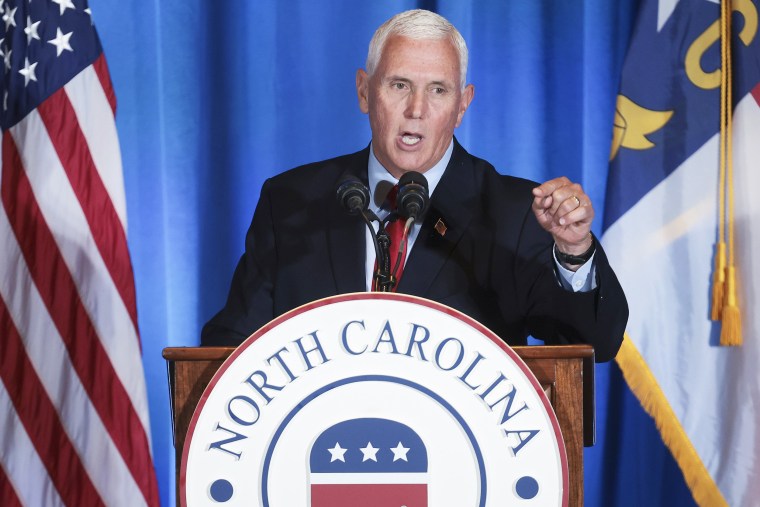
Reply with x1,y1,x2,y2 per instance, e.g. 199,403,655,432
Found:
88,1,696,505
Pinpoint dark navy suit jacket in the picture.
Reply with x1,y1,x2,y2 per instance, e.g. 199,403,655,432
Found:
201,140,628,362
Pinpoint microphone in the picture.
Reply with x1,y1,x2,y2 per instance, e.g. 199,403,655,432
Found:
336,176,370,214
335,175,387,291
396,171,429,221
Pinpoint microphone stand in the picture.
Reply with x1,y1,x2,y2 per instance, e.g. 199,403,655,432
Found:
389,216,414,285
374,222,394,292
338,173,425,293
356,208,392,292
336,177,394,291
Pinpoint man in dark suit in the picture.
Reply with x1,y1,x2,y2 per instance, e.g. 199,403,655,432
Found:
201,9,628,362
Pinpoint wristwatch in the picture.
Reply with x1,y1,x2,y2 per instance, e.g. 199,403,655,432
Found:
554,236,596,266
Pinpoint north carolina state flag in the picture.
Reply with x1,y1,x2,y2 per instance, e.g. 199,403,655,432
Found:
603,0,760,505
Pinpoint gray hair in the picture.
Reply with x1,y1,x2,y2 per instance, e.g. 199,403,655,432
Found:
365,9,469,90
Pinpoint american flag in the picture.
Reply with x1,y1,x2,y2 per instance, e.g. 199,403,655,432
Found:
0,1,158,505
309,418,428,507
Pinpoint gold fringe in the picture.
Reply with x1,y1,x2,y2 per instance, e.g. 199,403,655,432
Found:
616,336,728,507
720,266,743,345
710,242,726,320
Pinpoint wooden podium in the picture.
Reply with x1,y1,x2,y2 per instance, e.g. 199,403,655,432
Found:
163,344,594,506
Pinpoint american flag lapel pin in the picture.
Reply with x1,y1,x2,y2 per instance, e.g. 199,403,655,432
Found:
434,218,447,237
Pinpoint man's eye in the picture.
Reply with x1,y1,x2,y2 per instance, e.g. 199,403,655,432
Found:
432,87,446,94
392,82,407,90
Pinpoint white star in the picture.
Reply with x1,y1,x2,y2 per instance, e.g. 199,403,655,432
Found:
3,5,17,31
48,27,73,57
24,17,41,44
18,57,37,86
360,441,380,462
390,441,410,462
327,442,347,463
51,0,75,16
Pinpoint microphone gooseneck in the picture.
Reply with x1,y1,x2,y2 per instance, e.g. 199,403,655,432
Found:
385,171,429,289
335,176,387,291
335,172,430,293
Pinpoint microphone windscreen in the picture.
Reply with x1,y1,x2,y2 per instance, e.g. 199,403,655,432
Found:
336,176,370,215
397,171,429,220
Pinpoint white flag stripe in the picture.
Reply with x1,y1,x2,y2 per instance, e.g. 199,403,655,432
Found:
64,65,128,230
9,113,151,435
604,93,760,506
717,93,760,501
0,381,65,507
0,203,147,506
731,92,760,345
309,472,428,484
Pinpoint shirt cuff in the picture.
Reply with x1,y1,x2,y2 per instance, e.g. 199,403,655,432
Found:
553,251,597,292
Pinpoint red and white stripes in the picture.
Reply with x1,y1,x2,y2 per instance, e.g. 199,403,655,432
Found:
0,54,158,506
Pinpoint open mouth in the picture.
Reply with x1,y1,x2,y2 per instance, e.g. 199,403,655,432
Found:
401,133,422,146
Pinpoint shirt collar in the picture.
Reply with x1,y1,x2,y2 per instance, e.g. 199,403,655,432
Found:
367,140,453,211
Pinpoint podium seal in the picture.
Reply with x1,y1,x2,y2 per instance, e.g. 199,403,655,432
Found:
182,293,568,506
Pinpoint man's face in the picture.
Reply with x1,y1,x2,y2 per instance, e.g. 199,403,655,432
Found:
356,35,474,178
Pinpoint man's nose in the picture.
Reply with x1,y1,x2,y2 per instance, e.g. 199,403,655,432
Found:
405,89,426,119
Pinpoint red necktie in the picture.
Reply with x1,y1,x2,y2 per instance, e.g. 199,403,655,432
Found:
373,186,408,291
386,218,407,290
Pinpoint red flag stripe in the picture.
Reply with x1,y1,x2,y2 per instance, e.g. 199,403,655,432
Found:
92,53,117,114
0,463,24,507
0,301,105,507
751,82,760,107
37,88,138,332
0,134,159,506
311,484,428,507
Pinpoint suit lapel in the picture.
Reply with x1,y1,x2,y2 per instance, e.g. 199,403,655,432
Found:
397,140,479,296
326,148,371,294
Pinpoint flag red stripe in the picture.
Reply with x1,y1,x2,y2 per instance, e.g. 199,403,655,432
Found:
311,484,427,507
92,54,117,114
37,87,139,332
0,299,104,507
751,82,760,107
0,133,158,505
0,463,24,507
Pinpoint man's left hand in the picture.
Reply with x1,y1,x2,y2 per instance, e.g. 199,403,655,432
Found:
531,176,594,255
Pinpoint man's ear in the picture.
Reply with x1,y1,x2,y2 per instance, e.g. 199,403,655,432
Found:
455,84,475,127
356,69,370,114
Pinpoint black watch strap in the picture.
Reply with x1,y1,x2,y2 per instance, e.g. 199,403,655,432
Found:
554,236,596,266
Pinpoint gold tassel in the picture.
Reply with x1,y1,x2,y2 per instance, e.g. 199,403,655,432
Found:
710,242,726,320
719,266,742,346
715,0,742,346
